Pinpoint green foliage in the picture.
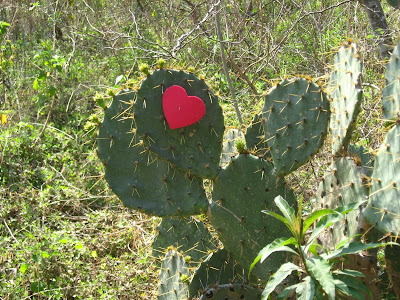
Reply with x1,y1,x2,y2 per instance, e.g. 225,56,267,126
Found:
251,196,397,300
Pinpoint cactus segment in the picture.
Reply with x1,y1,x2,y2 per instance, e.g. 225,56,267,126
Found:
383,40,400,120
386,0,400,8
157,249,190,300
315,157,369,250
262,78,330,176
189,249,250,298
97,91,209,216
152,217,217,265
363,125,400,236
245,112,271,159
134,69,224,179
198,283,262,300
209,154,296,279
220,129,245,167
329,42,363,155
347,144,374,178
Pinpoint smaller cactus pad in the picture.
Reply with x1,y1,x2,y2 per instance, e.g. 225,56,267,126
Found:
315,157,369,250
157,249,190,300
134,69,225,179
328,42,363,155
189,249,250,298
363,124,400,236
245,112,271,159
152,217,217,264
97,91,209,217
209,154,296,279
199,283,262,300
383,40,400,120
262,78,330,176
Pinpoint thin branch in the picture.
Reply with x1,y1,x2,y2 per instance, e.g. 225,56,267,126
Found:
215,0,243,126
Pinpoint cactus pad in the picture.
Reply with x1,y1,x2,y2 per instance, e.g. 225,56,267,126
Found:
134,69,224,179
97,91,209,216
329,42,363,155
199,283,262,300
315,157,368,250
209,154,296,279
189,249,250,298
245,112,271,159
262,78,330,176
157,249,190,300
383,40,400,121
363,124,400,236
152,217,217,264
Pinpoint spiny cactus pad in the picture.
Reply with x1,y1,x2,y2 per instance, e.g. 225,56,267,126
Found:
189,249,250,298
152,217,217,264
198,283,262,300
262,78,330,176
329,42,363,155
220,128,245,167
383,40,400,121
315,157,368,250
97,91,208,216
134,69,224,179
245,112,271,159
209,154,296,279
363,124,400,236
347,144,374,178
157,249,190,300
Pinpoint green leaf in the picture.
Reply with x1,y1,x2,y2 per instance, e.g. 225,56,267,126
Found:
323,242,399,261
333,279,351,296
334,269,365,278
262,210,293,232
33,78,40,91
334,273,368,299
305,257,335,300
261,262,302,300
20,263,28,274
115,74,125,86
302,209,340,236
277,284,298,299
274,195,296,223
48,86,57,97
250,237,298,276
296,276,315,300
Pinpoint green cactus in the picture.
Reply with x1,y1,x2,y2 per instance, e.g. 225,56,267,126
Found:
209,154,296,279
157,249,190,300
198,283,262,300
386,0,399,8
189,248,252,298
315,157,369,250
97,91,209,216
262,78,330,176
245,112,271,159
363,124,400,236
382,40,400,121
347,144,374,177
152,217,217,264
134,69,224,179
328,42,363,155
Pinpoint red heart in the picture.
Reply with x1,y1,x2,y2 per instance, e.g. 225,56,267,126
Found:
163,85,206,129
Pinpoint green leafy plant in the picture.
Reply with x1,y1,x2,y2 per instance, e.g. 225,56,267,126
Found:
250,195,398,300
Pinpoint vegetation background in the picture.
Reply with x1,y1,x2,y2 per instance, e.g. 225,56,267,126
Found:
0,0,399,299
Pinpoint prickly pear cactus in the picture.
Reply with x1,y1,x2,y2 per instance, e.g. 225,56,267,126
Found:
315,157,369,250
199,283,262,300
363,124,400,236
189,249,250,298
262,78,330,176
383,40,400,120
245,112,271,159
157,249,190,300
209,154,296,279
152,216,217,264
97,91,209,216
347,144,374,177
134,69,224,179
220,128,245,167
328,41,363,155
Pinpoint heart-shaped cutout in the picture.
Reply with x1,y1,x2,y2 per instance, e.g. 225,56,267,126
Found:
163,85,206,129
